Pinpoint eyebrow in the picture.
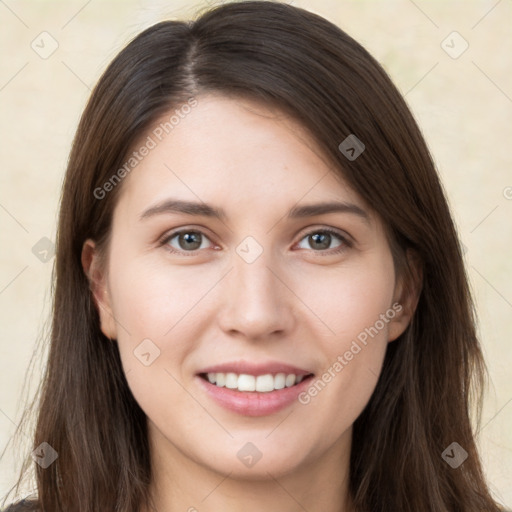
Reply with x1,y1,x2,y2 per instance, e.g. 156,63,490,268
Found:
287,201,370,224
140,199,228,221
140,199,370,224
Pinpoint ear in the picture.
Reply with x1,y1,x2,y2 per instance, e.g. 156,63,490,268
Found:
387,248,423,342
81,239,118,339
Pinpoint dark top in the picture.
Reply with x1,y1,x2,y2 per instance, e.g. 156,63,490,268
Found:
2,499,38,511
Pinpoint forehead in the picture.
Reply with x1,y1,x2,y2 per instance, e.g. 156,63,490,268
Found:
114,93,373,222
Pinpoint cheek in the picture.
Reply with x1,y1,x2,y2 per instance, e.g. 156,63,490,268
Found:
293,253,396,343
293,254,395,419
108,254,219,341
106,253,229,404
106,257,212,416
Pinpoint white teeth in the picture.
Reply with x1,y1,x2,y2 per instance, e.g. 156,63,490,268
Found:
255,374,274,392
225,372,238,389
205,372,308,392
239,374,256,391
215,373,226,387
274,373,286,390
285,374,296,387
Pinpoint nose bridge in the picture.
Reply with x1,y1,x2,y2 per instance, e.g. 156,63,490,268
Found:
218,238,293,338
236,248,275,300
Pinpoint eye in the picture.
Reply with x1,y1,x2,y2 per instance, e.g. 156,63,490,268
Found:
160,227,351,256
162,229,214,254
295,228,351,254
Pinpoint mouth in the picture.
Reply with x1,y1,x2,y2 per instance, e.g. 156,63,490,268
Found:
196,371,316,416
198,371,315,393
195,360,316,416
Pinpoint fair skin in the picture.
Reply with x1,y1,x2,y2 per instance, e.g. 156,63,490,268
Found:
82,94,420,512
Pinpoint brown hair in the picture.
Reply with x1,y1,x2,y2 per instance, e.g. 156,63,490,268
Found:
2,1,505,511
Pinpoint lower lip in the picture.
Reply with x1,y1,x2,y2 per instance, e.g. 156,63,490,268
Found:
196,374,315,417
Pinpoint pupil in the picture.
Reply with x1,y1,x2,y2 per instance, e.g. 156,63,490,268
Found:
311,233,330,250
180,232,201,250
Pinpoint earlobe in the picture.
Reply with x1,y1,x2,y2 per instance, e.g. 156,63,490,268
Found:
81,239,117,339
387,248,423,342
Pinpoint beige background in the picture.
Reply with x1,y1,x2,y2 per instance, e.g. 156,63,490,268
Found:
0,0,511,506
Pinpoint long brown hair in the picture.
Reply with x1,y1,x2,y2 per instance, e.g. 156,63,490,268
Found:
2,1,505,511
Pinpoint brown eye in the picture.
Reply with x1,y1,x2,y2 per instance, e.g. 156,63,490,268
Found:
163,230,213,253
308,232,334,250
296,228,350,254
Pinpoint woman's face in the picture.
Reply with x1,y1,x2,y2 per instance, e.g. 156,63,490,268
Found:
84,94,414,482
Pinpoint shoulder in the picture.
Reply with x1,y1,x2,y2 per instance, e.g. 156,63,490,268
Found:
2,499,39,511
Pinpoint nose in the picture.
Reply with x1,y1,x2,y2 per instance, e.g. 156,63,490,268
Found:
216,247,295,341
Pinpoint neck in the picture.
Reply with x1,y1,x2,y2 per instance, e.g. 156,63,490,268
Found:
141,422,355,512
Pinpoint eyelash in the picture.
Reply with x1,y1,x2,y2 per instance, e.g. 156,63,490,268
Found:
158,227,352,257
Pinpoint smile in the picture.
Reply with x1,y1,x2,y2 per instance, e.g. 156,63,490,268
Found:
196,372,315,417
200,372,311,392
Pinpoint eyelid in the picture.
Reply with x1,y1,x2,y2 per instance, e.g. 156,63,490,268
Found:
297,225,353,245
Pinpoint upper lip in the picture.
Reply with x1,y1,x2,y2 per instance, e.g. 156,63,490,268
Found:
197,360,314,377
